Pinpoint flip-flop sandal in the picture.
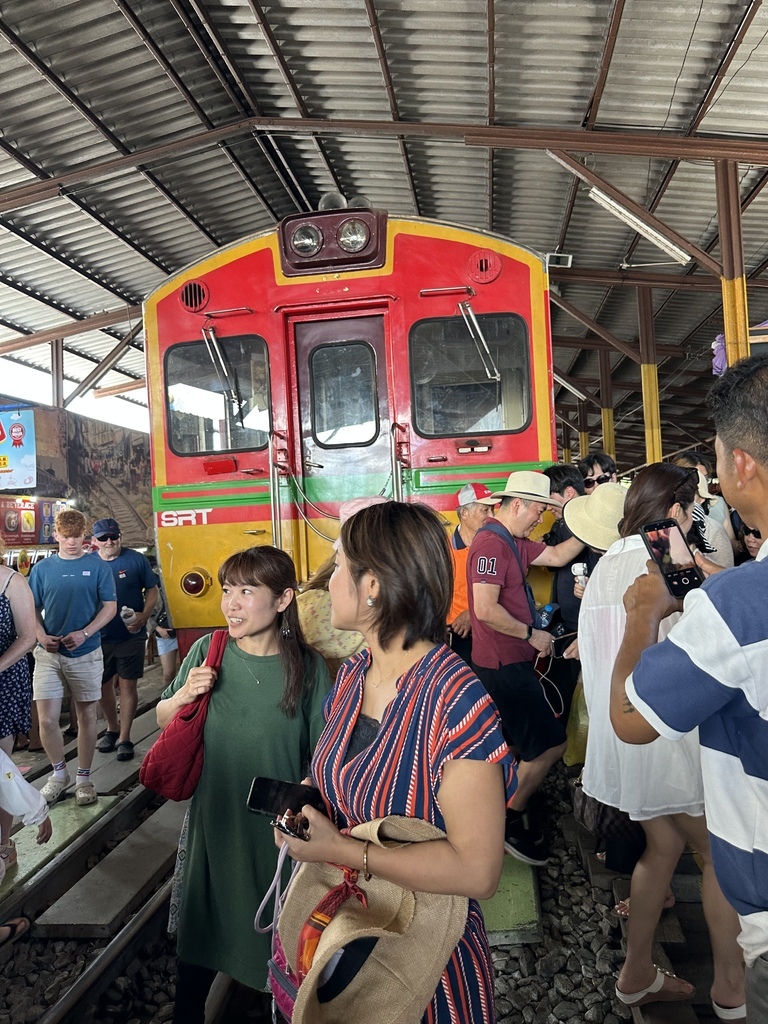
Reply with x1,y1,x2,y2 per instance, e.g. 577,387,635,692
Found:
613,892,676,918
0,917,30,948
616,965,694,1007
712,999,747,1021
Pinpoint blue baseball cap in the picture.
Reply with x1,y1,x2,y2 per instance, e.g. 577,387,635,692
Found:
92,518,120,536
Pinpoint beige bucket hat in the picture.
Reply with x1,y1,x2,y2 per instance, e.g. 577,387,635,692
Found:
562,482,627,552
490,470,562,506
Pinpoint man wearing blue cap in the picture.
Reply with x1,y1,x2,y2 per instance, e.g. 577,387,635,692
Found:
92,518,158,761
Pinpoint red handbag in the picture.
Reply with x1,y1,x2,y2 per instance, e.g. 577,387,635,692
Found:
139,629,229,801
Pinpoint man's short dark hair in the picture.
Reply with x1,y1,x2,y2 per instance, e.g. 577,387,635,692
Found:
708,352,768,465
543,464,586,496
578,451,618,478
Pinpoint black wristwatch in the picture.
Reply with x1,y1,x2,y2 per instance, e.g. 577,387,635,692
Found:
524,624,533,641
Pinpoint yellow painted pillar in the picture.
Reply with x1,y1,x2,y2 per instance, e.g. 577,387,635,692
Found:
561,446,572,464
601,408,616,461
641,362,663,465
577,402,589,459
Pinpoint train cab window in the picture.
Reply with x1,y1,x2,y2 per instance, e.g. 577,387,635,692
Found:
165,335,270,454
410,314,531,436
310,343,379,447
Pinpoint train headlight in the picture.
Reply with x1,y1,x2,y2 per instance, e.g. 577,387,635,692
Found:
290,224,323,257
180,567,212,597
337,218,370,253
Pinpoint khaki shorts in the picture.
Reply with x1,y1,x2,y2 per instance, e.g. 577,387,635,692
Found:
33,647,103,703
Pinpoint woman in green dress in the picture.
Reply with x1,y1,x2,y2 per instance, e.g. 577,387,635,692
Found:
157,546,330,1023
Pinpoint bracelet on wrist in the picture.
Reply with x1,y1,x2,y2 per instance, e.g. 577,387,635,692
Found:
82,628,89,638
362,839,372,881
524,624,533,641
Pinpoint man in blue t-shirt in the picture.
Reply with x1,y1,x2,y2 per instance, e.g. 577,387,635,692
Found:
610,353,768,1019
92,518,158,762
29,510,117,807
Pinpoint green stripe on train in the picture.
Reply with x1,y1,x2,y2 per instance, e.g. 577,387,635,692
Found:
152,462,550,512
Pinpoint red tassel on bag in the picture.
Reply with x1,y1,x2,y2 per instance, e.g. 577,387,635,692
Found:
296,867,368,982
139,629,229,801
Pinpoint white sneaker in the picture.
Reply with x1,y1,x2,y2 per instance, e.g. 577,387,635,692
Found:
41,773,71,805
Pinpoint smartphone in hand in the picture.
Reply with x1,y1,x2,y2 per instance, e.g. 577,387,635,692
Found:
246,776,327,841
640,518,704,599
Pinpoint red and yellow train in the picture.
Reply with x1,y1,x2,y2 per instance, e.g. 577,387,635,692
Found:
144,203,557,653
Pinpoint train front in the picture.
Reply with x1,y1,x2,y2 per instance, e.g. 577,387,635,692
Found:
143,199,556,654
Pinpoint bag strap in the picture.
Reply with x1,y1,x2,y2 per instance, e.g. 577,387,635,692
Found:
478,520,537,623
205,629,230,671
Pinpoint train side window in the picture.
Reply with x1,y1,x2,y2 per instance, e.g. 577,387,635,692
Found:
310,343,379,447
165,335,270,454
410,314,531,436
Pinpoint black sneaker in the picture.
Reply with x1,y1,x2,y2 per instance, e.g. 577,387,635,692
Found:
504,816,550,866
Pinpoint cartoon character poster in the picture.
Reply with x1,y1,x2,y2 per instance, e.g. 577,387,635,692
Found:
0,407,36,490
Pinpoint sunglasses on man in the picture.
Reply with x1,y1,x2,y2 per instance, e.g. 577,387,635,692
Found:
96,532,120,542
583,473,612,491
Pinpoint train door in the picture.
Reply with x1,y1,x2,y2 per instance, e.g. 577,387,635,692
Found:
291,314,391,572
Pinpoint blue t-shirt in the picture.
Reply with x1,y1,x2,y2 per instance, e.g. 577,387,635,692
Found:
98,548,159,643
29,553,117,658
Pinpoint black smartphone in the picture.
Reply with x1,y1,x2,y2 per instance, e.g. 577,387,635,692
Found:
246,776,326,818
640,518,704,599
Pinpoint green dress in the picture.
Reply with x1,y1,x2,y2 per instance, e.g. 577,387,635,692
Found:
161,634,330,989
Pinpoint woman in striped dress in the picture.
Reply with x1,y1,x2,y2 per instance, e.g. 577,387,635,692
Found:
276,501,516,1023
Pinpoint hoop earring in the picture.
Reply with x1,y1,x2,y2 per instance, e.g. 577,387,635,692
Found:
366,596,375,607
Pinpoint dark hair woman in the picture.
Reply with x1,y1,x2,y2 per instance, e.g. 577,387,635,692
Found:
577,466,744,1012
156,546,330,1023
274,502,516,1024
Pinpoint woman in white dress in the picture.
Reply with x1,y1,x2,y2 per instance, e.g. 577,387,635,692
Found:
578,463,745,1014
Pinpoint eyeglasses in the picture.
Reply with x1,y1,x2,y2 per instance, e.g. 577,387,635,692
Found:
584,474,611,491
744,527,762,539
95,532,120,542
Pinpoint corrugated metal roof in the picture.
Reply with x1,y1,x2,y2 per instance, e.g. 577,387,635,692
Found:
0,0,767,462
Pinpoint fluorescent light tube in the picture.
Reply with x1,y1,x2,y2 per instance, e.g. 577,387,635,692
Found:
588,187,691,265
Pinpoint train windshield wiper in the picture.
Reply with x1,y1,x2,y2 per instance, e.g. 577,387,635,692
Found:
457,301,501,382
201,325,246,426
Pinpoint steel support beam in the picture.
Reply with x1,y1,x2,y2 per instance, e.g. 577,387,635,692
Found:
577,402,590,459
549,268,768,292
51,339,64,408
8,117,768,216
716,160,750,364
550,294,642,363
0,308,142,354
598,349,616,459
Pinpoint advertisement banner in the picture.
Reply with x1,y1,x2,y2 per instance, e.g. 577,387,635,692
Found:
0,407,36,490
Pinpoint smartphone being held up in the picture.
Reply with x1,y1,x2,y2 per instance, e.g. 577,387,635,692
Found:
246,776,327,841
640,518,704,599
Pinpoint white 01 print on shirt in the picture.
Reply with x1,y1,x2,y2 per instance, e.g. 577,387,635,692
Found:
476,556,497,575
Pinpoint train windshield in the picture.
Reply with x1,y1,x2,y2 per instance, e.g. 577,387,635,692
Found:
410,313,530,436
165,335,270,454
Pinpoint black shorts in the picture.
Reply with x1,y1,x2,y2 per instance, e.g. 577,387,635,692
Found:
101,637,146,683
472,659,567,762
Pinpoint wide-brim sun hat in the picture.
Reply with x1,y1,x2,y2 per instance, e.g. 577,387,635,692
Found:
562,482,627,552
278,816,468,1024
490,470,562,506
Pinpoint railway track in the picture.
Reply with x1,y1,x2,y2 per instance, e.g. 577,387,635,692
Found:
99,477,150,548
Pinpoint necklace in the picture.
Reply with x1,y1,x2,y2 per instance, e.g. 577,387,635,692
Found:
368,648,416,689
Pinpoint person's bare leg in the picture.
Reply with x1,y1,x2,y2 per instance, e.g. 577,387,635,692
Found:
37,697,66,768
617,815,693,998
0,736,14,845
28,702,41,750
678,813,745,1010
159,651,179,689
99,674,119,734
116,678,138,744
509,742,567,812
74,700,98,771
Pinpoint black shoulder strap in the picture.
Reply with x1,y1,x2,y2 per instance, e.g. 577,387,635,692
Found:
477,521,537,623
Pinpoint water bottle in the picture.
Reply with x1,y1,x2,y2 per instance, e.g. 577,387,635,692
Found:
120,606,137,626
538,604,554,629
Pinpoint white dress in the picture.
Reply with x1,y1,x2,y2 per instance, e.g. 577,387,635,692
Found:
579,535,705,820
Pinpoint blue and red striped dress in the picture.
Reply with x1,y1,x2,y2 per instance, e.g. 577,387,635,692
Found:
311,643,517,1024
